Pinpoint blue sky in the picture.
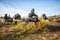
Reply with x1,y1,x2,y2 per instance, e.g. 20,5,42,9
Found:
0,0,60,17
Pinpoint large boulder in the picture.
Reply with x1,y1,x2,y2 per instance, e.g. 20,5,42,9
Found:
28,9,39,22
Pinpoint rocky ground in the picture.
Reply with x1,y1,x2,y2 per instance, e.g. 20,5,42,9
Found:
0,19,60,40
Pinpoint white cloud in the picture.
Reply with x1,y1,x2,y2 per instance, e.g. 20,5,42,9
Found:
0,2,28,17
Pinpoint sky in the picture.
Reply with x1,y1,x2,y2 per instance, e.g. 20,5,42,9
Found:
0,0,60,17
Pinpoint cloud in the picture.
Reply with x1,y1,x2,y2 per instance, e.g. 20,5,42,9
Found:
0,2,28,17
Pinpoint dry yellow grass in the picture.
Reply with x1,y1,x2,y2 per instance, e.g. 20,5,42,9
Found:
0,17,60,40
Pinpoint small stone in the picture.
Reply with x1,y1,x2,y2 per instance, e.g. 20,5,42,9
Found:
41,37,48,40
35,39,38,40
53,34,58,39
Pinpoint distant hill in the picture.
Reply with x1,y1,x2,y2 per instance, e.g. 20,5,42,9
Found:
48,15,60,22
